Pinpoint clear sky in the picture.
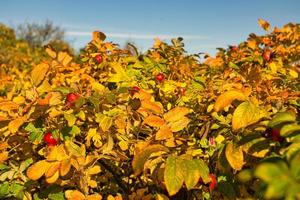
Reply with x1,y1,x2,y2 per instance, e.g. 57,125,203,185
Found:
0,0,299,55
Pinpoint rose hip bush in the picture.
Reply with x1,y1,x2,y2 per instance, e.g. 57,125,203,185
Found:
0,20,299,200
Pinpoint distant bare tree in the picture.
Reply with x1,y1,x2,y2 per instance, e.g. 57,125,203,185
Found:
16,20,65,49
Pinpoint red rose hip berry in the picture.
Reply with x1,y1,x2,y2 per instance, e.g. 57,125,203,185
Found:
271,128,283,142
65,93,80,107
263,50,273,62
156,73,165,82
94,55,103,64
43,132,58,146
209,174,217,191
129,86,140,96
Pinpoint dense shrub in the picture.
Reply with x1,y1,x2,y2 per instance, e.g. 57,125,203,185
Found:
0,19,299,200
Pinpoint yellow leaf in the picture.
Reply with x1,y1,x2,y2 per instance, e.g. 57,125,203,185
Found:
93,31,106,42
45,170,59,183
258,18,270,31
45,161,60,178
0,151,8,163
26,160,51,180
163,107,190,122
225,142,244,170
46,145,69,161
214,90,247,112
118,140,128,151
88,165,101,175
289,69,298,78
165,138,176,147
88,179,98,188
86,194,102,200
247,40,257,50
45,47,57,59
8,116,27,134
60,159,71,176
141,100,163,114
132,144,169,176
155,125,173,140
12,96,25,105
0,101,19,112
0,142,9,150
65,190,85,200
143,115,165,127
156,193,169,200
168,116,190,132
215,135,225,144
62,53,72,67
31,62,50,86
232,101,266,131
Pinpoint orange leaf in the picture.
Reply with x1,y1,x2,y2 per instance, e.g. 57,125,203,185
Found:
0,151,8,163
45,170,59,183
156,125,173,140
60,159,71,176
0,101,19,112
143,115,165,127
258,19,270,31
45,161,60,178
65,190,85,200
214,90,247,112
163,107,190,122
8,116,27,134
141,100,163,114
26,160,51,180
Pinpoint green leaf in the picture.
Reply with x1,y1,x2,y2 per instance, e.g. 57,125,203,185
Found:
232,101,266,131
10,182,24,198
25,123,44,143
218,181,236,199
254,162,288,182
164,156,184,196
280,123,300,137
49,191,65,200
65,141,85,157
64,113,76,127
268,111,296,128
0,182,9,197
225,142,244,170
290,151,300,179
180,159,201,190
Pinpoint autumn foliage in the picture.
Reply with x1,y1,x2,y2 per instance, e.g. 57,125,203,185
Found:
0,20,300,200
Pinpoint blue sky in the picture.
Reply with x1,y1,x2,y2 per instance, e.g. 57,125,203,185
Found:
0,0,299,55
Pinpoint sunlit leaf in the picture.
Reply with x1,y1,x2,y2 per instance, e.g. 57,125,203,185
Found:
168,116,190,132
268,111,296,128
214,90,247,112
258,19,270,31
163,107,190,122
26,160,51,180
143,115,165,127
31,62,50,86
164,156,184,196
8,116,27,134
132,144,168,176
225,142,244,170
155,125,173,140
232,101,266,131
